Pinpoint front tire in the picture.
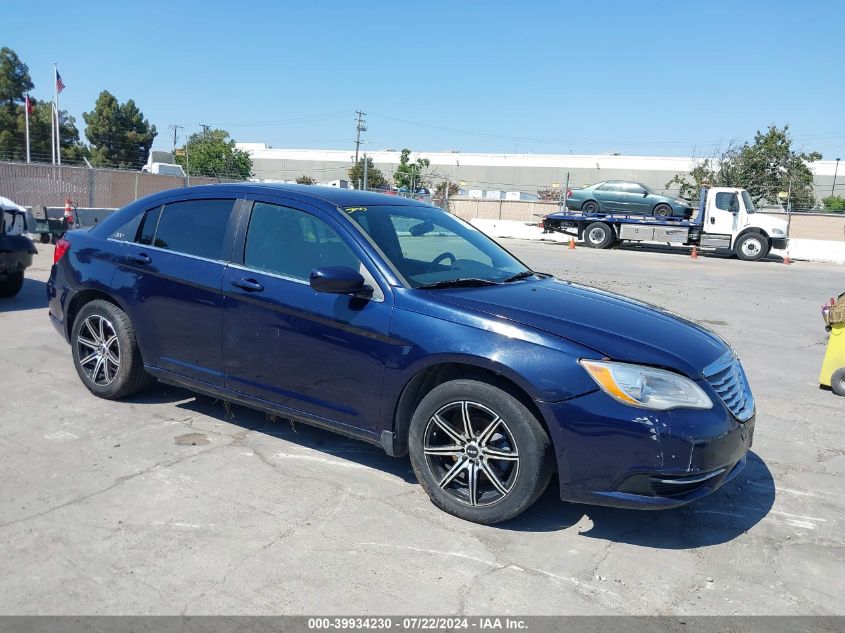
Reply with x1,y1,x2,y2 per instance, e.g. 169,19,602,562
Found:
408,379,553,524
71,300,151,399
653,204,673,218
735,233,769,262
0,272,24,298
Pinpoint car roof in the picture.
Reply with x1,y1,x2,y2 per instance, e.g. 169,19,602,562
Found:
162,182,429,208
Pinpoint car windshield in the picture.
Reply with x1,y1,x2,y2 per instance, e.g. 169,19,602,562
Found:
741,190,756,213
344,204,530,288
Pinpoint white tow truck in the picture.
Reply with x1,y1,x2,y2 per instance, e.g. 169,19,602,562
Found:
541,186,789,261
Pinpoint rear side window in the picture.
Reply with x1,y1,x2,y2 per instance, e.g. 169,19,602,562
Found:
150,199,235,260
136,206,161,245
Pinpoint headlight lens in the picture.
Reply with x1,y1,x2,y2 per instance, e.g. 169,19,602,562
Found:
772,228,785,236
580,360,713,411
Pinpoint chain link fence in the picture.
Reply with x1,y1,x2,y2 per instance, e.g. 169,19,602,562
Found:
0,161,241,209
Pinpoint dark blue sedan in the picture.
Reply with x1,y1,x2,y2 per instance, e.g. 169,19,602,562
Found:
47,184,754,524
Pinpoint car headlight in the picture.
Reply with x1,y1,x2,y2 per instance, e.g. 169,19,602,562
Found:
772,228,785,236
675,199,688,206
579,360,713,411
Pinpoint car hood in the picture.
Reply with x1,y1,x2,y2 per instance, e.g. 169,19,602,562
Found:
431,278,729,379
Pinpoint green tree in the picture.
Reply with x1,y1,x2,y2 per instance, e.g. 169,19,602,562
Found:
27,98,88,164
175,129,252,180
666,125,821,208
348,156,386,189
822,196,845,212
393,148,431,190
433,180,460,206
295,175,316,185
0,47,33,110
83,91,157,168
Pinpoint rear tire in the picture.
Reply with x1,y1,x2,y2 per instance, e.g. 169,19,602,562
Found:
735,233,769,262
0,272,24,298
653,204,673,218
582,201,600,214
831,369,845,397
71,299,151,399
584,222,614,249
408,379,553,525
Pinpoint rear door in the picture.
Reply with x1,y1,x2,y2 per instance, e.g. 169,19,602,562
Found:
221,197,393,434
593,182,625,212
112,197,239,386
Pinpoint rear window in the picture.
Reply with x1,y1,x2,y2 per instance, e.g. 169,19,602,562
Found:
150,199,235,260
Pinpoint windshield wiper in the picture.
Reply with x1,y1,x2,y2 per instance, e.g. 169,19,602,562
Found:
417,278,500,289
503,270,551,283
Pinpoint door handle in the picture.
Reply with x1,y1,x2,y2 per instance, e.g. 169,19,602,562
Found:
231,278,264,292
710,217,715,224
131,253,152,265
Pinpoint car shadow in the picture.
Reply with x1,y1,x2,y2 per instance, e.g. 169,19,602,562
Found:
125,382,419,484
500,451,775,548
124,382,775,545
0,277,48,312
613,242,786,264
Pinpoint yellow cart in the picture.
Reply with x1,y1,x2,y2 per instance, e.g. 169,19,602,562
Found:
820,293,845,396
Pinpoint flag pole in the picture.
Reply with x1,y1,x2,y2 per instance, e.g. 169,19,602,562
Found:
24,95,31,163
54,63,61,166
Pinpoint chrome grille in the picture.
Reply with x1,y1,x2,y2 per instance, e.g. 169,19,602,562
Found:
704,352,755,421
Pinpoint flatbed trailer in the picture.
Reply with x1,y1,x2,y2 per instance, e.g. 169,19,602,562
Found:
540,186,789,262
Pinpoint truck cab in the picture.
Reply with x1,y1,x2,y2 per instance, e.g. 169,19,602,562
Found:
695,187,789,261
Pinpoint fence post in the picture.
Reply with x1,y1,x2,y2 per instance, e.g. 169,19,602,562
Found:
88,169,94,207
134,173,139,200
498,200,503,220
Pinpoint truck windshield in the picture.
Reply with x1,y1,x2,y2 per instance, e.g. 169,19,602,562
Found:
741,191,756,214
344,204,530,288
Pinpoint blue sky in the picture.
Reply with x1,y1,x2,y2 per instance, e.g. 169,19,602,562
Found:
5,0,844,158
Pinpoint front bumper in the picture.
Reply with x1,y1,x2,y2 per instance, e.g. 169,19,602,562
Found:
771,237,788,250
543,389,754,509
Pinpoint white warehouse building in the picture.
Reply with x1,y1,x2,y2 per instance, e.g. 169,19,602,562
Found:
237,144,841,202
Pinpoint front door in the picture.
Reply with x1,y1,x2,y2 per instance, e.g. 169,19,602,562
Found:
222,199,393,434
112,198,238,387
707,191,741,237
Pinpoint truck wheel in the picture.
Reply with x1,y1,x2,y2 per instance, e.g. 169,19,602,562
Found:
584,222,614,249
408,379,553,524
735,233,769,262
0,272,24,298
653,204,673,218
832,369,845,397
582,201,601,214
71,300,152,399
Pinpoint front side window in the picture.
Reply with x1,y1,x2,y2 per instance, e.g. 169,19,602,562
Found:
622,183,645,194
714,192,739,212
345,205,528,287
243,202,361,280
151,199,235,260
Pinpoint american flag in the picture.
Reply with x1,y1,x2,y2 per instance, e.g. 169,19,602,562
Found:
56,70,65,94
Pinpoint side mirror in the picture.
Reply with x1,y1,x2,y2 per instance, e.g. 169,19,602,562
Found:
310,266,370,296
643,191,649,197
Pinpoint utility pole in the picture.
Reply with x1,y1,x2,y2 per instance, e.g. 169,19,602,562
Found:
363,152,368,191
199,123,211,137
168,124,182,154
833,158,841,198
354,111,366,164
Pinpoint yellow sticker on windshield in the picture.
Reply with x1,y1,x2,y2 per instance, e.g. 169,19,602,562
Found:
344,207,368,213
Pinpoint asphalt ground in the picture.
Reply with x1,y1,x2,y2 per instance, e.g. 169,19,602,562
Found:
0,242,842,615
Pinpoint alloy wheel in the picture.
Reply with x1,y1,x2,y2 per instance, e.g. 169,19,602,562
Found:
423,401,520,507
76,315,121,386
